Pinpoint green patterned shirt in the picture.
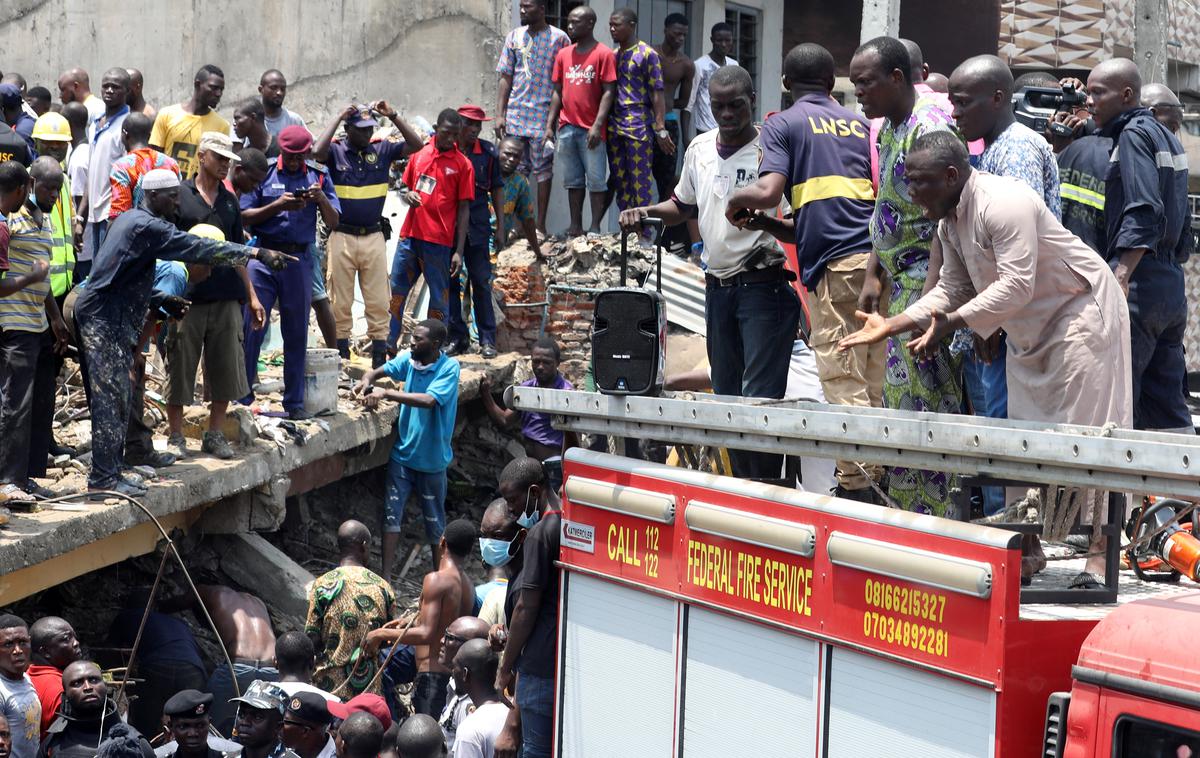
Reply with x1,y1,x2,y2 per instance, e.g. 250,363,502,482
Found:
305,565,395,697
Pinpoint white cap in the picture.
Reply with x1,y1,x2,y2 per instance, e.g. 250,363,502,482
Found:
142,168,181,191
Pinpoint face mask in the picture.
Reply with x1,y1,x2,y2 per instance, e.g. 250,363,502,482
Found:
516,486,540,528
479,537,516,567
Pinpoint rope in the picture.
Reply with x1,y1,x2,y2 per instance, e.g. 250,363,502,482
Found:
114,549,170,703
41,491,242,701
331,612,419,699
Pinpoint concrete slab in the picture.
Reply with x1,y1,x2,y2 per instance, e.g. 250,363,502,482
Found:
0,352,521,605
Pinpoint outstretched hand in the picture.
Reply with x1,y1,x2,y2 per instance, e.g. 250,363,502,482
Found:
256,249,297,271
838,310,890,351
905,309,954,359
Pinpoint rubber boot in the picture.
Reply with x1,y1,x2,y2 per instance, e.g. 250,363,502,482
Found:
337,338,351,360
371,340,388,369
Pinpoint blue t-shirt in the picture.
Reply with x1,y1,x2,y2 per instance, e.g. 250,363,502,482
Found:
757,93,875,288
327,138,407,228
382,350,460,472
241,160,341,246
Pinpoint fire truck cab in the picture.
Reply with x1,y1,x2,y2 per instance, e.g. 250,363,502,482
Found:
1050,593,1200,756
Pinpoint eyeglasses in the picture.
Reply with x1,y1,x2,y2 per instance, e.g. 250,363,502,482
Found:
442,631,467,645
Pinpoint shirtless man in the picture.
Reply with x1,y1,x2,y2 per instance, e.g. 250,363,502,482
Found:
362,519,477,718
196,585,278,735
652,12,694,202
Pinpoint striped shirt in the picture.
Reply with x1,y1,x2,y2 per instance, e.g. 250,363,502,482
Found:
327,139,406,228
0,203,51,332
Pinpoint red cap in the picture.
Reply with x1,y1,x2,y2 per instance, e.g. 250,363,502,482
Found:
278,125,313,154
457,104,491,122
326,693,391,730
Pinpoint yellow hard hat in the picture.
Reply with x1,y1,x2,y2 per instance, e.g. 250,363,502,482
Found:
187,223,226,242
31,112,71,142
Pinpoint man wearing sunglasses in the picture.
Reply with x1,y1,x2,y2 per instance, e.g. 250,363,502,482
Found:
280,692,334,758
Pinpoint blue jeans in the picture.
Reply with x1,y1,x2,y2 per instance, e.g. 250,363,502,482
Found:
379,644,416,721
705,279,801,479
311,241,328,301
385,460,447,543
961,337,1008,516
1127,258,1191,431
447,240,497,346
556,124,607,192
516,672,555,758
389,238,452,344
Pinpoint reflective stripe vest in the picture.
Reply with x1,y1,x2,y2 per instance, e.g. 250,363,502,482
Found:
48,171,74,297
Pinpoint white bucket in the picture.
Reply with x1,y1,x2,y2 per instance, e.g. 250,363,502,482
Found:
304,349,340,415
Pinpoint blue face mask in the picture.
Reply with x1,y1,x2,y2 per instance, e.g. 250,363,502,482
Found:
479,537,516,567
516,486,539,528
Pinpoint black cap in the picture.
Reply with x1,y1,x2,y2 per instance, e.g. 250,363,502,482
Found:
285,691,331,726
164,690,213,718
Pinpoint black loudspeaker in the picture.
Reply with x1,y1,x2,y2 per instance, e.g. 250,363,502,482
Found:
592,287,666,395
592,218,667,396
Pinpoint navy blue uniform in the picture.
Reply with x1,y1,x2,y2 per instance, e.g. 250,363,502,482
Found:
1101,108,1192,431
448,138,502,347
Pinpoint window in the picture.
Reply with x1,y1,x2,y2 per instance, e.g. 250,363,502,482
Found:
1114,715,1200,757
725,3,761,112
545,0,585,31
614,0,696,57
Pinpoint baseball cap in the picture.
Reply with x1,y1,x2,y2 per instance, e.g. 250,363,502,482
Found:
229,680,286,713
326,693,391,730
457,104,491,122
0,83,21,108
348,106,378,129
278,125,313,154
198,131,241,162
284,691,332,726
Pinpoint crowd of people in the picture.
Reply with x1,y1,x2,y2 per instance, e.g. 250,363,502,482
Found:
0,451,563,758
0,0,1195,754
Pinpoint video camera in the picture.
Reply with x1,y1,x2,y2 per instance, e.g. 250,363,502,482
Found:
1012,84,1088,135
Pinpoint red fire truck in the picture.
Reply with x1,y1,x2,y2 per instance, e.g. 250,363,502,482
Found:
548,447,1200,757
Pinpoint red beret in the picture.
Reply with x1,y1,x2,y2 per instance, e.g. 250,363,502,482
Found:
278,125,313,154
457,104,491,122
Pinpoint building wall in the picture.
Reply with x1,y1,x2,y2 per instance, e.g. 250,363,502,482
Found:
0,0,510,129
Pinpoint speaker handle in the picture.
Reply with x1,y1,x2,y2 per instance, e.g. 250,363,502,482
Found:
642,217,665,292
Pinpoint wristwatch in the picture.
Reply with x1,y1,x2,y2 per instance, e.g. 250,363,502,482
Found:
655,126,668,139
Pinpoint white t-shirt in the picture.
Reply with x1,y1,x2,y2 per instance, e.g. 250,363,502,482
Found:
66,143,90,199
439,679,472,751
451,701,509,758
673,128,786,279
688,54,738,133
277,680,340,703
0,673,41,758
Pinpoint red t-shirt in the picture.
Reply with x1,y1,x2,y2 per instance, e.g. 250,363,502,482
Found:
552,42,618,137
27,664,63,736
400,139,475,248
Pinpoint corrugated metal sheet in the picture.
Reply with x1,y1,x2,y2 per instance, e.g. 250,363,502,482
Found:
657,255,708,336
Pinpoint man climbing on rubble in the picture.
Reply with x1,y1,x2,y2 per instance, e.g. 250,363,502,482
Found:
480,337,574,491
354,320,460,578
839,131,1131,587
305,520,395,698
74,168,292,497
194,585,279,735
620,65,800,481
361,519,478,718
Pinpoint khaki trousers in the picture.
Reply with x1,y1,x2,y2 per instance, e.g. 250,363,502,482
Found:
327,230,390,340
808,252,887,489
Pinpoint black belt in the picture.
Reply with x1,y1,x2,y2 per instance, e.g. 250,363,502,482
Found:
335,223,382,236
705,265,796,288
233,658,274,668
258,240,309,254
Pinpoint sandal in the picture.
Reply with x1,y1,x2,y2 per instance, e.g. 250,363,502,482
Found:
0,483,35,503
1068,571,1104,590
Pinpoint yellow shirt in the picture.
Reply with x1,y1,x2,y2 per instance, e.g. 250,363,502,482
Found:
150,104,230,179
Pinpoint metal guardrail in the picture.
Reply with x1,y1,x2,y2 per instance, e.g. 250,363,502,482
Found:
509,388,1200,501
